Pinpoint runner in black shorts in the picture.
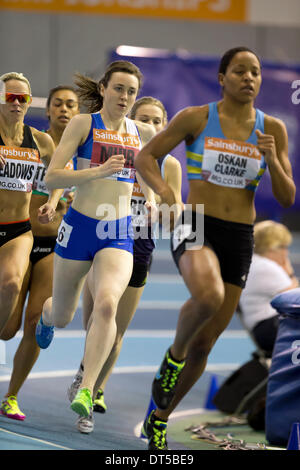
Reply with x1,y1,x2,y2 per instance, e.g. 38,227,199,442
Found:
135,47,296,450
171,210,253,288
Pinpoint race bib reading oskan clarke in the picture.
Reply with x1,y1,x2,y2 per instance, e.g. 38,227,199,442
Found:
201,137,265,189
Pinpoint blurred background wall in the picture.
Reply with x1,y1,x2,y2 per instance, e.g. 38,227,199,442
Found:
1,0,299,224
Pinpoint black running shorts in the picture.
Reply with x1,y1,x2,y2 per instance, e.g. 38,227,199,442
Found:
171,210,253,289
30,235,57,266
0,220,31,248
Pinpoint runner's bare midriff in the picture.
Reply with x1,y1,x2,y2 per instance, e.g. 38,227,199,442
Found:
187,180,256,225
0,190,31,222
71,178,132,220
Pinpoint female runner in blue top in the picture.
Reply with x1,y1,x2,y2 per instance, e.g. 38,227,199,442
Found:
67,96,182,434
35,61,156,419
135,47,296,450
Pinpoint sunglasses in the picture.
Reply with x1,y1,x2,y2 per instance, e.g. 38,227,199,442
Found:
4,93,32,104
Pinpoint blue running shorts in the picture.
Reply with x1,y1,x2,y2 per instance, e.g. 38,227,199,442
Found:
54,206,134,260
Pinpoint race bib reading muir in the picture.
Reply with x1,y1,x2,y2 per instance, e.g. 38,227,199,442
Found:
0,146,40,192
201,137,263,189
90,129,139,183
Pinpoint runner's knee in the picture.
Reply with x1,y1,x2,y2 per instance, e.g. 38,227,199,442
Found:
24,311,42,335
0,314,22,340
93,294,119,323
0,326,18,341
0,276,22,304
193,283,225,321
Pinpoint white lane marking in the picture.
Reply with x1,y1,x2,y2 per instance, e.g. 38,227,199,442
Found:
11,329,248,339
0,363,239,382
0,426,72,450
148,274,183,283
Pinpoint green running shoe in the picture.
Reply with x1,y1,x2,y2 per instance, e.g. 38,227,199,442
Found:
93,389,107,414
152,347,185,410
142,410,168,450
70,388,93,418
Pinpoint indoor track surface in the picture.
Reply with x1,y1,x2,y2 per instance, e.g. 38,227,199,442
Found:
1,235,300,451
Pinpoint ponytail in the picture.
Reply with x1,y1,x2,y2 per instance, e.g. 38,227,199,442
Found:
74,72,103,113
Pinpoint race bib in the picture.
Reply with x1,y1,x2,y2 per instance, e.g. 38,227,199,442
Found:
104,166,136,182
33,162,49,195
90,128,139,183
131,181,147,227
202,137,263,189
56,219,73,248
0,146,40,192
172,224,193,251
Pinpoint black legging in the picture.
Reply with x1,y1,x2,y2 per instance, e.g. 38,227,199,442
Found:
252,315,280,357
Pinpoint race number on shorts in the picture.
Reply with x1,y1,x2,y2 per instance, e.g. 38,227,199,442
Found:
56,219,73,248
172,224,193,251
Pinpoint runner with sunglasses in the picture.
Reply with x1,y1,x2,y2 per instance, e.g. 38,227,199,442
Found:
0,85,79,421
0,73,60,350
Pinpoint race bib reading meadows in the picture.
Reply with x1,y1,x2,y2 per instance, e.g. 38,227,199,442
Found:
0,146,40,192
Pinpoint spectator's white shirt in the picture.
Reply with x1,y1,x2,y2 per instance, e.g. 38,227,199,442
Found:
239,254,292,331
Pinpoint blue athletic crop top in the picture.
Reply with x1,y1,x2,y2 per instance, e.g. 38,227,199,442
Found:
186,102,266,191
74,113,141,184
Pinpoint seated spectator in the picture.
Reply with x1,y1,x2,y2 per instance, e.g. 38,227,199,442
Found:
239,220,299,357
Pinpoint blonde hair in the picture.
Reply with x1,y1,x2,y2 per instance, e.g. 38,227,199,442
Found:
0,72,31,95
130,96,168,124
254,220,292,254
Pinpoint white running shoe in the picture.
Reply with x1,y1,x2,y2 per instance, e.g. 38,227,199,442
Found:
67,364,83,402
76,411,94,434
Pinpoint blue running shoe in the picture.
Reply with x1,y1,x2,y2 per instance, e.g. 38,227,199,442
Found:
35,316,54,349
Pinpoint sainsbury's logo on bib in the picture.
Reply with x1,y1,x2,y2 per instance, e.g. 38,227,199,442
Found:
132,181,145,199
0,146,40,162
93,129,140,149
205,138,261,159
202,137,264,189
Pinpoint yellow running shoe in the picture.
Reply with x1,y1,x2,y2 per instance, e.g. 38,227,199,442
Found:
93,389,107,414
0,396,26,421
